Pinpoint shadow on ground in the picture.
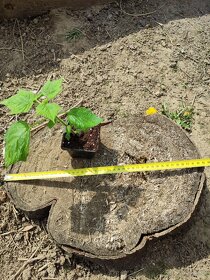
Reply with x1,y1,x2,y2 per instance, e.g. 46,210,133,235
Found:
0,0,209,79
68,178,210,277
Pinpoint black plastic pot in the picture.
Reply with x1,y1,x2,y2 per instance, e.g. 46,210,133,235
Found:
61,126,101,159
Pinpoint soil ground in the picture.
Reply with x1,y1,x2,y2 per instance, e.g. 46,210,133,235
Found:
0,0,210,279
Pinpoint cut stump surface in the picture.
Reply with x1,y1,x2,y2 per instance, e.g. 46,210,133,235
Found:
6,115,204,259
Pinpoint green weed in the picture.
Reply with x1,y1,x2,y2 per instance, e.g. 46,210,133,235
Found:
65,28,83,41
161,103,194,131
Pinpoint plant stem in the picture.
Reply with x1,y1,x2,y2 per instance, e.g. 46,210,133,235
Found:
31,98,83,133
56,116,68,127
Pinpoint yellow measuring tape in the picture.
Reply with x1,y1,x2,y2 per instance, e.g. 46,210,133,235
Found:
3,158,210,182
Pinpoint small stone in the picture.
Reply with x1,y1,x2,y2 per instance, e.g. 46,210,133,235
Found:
33,18,39,24
99,44,111,51
14,233,23,241
96,75,104,83
169,62,177,68
202,77,210,82
59,255,66,266
86,11,92,20
155,91,164,97
161,85,166,91
129,45,137,50
103,74,108,80
99,45,107,51
139,19,146,27
86,79,93,87
120,270,128,280
161,41,166,47
107,13,113,20
204,59,210,65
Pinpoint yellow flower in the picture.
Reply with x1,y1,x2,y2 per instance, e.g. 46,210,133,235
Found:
183,111,190,116
146,107,158,115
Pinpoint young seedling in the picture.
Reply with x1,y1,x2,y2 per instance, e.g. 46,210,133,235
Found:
161,103,194,131
0,79,103,167
65,28,84,41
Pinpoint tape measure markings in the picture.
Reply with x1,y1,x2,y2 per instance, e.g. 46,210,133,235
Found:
3,158,210,182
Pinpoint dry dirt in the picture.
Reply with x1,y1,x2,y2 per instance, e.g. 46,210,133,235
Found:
0,0,210,279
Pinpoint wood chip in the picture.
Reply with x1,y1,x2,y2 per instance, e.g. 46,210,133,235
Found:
21,225,35,232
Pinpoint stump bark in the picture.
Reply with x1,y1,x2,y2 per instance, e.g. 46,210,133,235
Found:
6,115,204,259
0,0,112,19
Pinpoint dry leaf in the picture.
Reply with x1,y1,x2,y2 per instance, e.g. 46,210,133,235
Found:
21,225,35,232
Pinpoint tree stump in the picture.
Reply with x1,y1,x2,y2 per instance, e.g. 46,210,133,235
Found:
0,0,111,19
6,115,204,259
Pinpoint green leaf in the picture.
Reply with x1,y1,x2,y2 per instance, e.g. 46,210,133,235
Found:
65,125,71,141
39,79,63,100
0,89,37,114
47,120,56,128
67,107,103,132
4,121,30,167
36,102,61,122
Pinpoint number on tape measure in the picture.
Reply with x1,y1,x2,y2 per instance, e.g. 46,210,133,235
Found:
3,158,210,182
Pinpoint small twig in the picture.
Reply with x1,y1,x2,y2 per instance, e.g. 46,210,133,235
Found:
1,231,16,236
128,268,144,276
12,19,18,48
191,93,197,107
12,205,18,221
38,263,48,272
119,1,164,17
178,67,192,79
144,86,152,94
10,239,44,280
16,19,25,61
31,98,83,133
100,121,113,127
105,29,112,39
0,48,23,52
18,256,45,262
8,116,16,123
